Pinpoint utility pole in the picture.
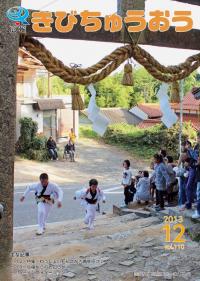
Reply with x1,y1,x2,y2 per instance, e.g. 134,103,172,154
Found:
179,80,184,156
0,1,21,280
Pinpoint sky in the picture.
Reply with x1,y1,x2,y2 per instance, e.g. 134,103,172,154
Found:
21,0,200,71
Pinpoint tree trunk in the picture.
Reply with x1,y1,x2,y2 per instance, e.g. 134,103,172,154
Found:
0,0,21,279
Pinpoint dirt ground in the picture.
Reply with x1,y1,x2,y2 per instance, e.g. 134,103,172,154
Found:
14,138,149,187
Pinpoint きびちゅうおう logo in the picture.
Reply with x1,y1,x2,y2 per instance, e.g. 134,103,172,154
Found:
6,6,30,26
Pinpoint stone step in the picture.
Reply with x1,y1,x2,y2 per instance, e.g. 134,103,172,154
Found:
113,205,136,216
113,205,151,219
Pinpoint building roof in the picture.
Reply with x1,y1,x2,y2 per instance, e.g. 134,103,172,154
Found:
175,113,200,131
134,104,162,118
137,118,161,129
137,114,200,131
81,108,142,125
172,92,200,111
18,48,43,67
33,99,66,111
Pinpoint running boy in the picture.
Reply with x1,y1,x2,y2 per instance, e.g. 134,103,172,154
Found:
20,173,63,235
74,179,106,230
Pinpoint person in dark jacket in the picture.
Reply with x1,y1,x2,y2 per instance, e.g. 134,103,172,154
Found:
194,134,200,159
47,136,58,160
65,139,75,162
166,156,177,206
185,140,198,163
192,156,200,218
181,158,196,210
154,154,171,211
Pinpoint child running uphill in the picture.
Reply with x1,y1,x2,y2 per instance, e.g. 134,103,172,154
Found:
74,179,106,230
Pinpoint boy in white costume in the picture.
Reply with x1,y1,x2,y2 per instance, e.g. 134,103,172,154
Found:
20,173,63,235
74,179,106,230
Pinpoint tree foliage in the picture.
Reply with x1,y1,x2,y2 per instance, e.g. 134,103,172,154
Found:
129,68,161,107
37,67,200,107
37,76,71,97
184,71,200,93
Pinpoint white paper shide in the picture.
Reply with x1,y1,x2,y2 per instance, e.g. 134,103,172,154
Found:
157,83,178,128
87,84,110,136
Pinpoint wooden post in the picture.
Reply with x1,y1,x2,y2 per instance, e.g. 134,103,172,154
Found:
73,110,76,133
118,0,145,44
47,71,51,98
0,0,21,279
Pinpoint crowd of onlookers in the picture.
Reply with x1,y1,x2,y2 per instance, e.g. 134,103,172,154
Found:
45,128,200,219
121,134,200,219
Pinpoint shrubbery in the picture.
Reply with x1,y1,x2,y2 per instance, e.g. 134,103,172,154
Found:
26,148,50,162
80,122,197,159
16,117,49,162
103,123,196,159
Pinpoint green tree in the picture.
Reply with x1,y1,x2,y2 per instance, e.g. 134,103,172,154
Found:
37,76,48,97
129,68,161,107
184,71,200,93
37,76,71,96
37,68,200,108
51,76,71,95
94,74,130,108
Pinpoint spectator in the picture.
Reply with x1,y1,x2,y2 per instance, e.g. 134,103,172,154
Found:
176,153,187,207
160,149,167,163
135,171,150,204
69,128,76,144
65,139,75,162
181,158,196,210
185,140,198,163
135,171,143,185
166,156,177,206
121,160,132,208
154,154,171,211
177,145,188,167
192,156,200,219
194,133,200,160
150,161,157,200
129,178,137,203
47,136,58,160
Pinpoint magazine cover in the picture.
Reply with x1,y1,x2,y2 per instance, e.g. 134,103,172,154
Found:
0,0,200,280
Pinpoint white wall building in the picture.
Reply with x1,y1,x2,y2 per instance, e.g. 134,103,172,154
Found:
16,48,79,141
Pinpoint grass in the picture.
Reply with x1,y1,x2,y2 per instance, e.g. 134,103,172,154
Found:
79,125,157,159
79,125,100,140
105,139,158,159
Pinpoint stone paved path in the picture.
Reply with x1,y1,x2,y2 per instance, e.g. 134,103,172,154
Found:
12,210,200,281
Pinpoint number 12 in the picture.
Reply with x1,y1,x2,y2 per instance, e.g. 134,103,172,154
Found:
163,223,186,243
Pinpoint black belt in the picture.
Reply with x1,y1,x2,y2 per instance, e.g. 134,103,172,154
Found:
85,198,97,204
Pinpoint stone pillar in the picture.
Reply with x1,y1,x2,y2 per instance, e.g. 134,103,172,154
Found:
0,1,21,279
